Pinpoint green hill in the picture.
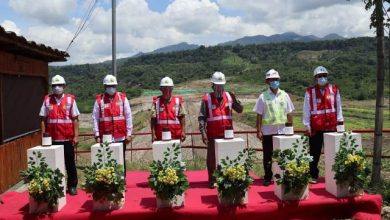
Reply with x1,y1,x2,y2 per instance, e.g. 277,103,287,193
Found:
49,37,388,112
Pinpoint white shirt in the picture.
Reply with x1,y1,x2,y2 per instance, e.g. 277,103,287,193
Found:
92,93,133,142
302,85,344,129
253,88,295,135
39,94,80,118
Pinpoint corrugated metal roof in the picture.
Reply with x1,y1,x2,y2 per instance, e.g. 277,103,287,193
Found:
0,25,69,62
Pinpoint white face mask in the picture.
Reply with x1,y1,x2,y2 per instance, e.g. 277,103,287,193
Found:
105,87,116,95
53,86,64,95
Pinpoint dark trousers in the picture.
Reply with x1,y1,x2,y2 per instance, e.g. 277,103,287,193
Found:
262,135,275,181
113,140,127,178
309,131,326,179
206,138,219,184
53,141,78,189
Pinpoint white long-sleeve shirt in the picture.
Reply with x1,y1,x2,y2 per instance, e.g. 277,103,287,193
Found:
302,85,344,129
92,93,133,142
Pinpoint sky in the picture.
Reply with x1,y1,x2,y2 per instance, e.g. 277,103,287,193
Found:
0,0,375,65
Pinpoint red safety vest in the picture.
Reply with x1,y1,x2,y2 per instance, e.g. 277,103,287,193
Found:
44,94,75,141
307,84,338,132
153,96,182,140
96,92,127,138
203,92,233,139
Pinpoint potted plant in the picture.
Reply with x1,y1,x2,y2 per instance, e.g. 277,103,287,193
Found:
332,132,370,196
82,142,126,211
20,151,65,213
214,148,256,206
148,143,189,208
272,136,313,200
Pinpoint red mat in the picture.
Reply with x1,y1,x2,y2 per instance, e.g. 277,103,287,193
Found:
0,170,382,220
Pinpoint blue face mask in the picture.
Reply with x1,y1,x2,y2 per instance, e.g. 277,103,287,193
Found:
317,77,328,86
270,80,280,89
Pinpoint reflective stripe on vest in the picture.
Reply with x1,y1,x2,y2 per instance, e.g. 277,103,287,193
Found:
310,84,336,115
47,119,73,124
156,97,180,125
99,93,124,118
262,90,288,125
206,92,232,122
99,116,125,122
46,95,73,123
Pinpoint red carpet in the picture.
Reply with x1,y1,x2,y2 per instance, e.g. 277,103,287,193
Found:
0,170,382,220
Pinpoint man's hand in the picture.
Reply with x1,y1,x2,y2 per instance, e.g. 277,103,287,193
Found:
304,128,312,137
181,132,186,142
152,133,157,142
125,136,132,144
95,137,101,143
257,131,263,141
201,133,208,145
73,136,79,146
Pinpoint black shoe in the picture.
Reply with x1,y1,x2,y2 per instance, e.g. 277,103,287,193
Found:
208,182,216,189
263,179,272,186
68,187,78,196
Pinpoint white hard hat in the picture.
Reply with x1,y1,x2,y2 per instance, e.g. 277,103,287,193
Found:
313,66,328,77
51,75,66,85
211,71,226,85
160,76,174,86
265,69,280,79
103,74,118,85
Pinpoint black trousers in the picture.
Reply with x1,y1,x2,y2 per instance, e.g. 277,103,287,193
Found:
206,137,225,184
309,131,326,179
53,141,78,189
262,135,275,181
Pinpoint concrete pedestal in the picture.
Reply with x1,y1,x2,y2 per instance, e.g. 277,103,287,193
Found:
324,132,362,197
156,194,184,208
91,143,124,166
215,138,246,166
27,145,66,213
272,135,308,200
152,140,181,161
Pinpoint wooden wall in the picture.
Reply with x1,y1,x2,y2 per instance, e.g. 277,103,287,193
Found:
0,51,48,77
0,132,41,193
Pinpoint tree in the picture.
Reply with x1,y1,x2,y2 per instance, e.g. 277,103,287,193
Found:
363,0,387,188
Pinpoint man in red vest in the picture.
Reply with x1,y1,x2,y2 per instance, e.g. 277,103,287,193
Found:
303,66,344,183
92,74,133,177
39,75,79,195
151,76,186,142
198,71,243,188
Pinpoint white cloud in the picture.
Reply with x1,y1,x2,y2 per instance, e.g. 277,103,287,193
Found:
4,0,374,65
1,19,21,34
9,0,77,25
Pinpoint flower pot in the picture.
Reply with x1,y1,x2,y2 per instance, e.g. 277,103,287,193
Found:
218,190,248,206
93,195,125,211
275,184,309,201
335,183,364,198
156,194,184,208
29,197,60,214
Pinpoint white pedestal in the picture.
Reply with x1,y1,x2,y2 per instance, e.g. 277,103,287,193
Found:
27,145,66,213
324,132,362,197
91,143,124,166
272,135,307,200
152,140,181,161
215,138,246,166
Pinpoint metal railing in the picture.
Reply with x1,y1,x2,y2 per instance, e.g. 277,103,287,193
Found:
76,129,390,163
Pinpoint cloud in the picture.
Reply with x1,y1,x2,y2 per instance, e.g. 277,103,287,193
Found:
9,0,77,25
1,19,21,34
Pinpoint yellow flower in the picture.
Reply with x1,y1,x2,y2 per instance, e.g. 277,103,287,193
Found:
223,165,246,181
344,154,366,171
95,167,117,184
285,161,309,178
157,166,179,185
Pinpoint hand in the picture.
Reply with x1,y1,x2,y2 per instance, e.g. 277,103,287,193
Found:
181,132,186,142
304,128,312,137
201,133,208,145
257,131,263,141
73,136,79,146
95,137,101,143
125,136,132,144
152,133,157,142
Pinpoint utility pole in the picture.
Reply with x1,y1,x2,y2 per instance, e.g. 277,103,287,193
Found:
112,0,117,77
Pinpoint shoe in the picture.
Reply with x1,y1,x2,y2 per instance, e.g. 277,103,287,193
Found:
309,179,318,184
208,182,216,189
68,187,78,196
263,179,272,186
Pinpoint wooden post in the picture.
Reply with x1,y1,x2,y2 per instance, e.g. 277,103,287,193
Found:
0,74,3,143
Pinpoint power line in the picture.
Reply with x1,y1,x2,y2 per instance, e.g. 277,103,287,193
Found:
65,0,98,52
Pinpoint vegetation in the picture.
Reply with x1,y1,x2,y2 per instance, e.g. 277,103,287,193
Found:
50,37,388,113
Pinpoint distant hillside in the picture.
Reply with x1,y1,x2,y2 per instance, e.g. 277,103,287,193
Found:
221,32,345,46
50,37,388,113
152,42,199,53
